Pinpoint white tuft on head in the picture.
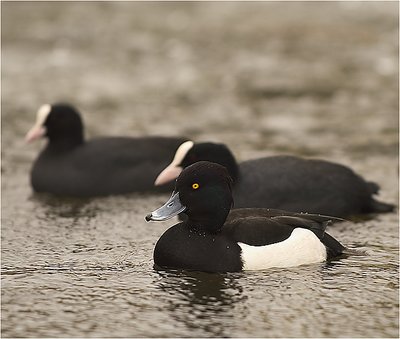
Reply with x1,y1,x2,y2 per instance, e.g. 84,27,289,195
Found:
154,140,194,186
239,228,327,270
25,104,52,142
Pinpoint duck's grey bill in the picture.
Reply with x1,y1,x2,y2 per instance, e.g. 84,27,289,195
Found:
145,192,186,222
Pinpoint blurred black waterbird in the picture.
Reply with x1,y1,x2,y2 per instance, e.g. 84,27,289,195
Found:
154,141,394,218
26,103,188,196
146,161,346,272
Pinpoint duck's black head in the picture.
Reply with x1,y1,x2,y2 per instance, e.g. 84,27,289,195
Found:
154,141,239,186
26,103,84,148
147,161,234,233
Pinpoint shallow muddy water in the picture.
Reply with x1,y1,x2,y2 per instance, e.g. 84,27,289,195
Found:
2,2,399,337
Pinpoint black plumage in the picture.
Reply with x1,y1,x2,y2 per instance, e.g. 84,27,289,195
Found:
148,161,346,273
27,103,187,197
158,142,394,218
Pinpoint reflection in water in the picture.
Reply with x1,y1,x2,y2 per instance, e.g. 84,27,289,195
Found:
29,192,98,220
154,269,247,337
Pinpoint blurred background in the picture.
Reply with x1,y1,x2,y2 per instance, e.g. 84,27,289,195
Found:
3,2,398,161
2,2,399,338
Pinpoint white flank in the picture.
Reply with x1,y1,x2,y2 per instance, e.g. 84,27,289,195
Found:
238,228,327,270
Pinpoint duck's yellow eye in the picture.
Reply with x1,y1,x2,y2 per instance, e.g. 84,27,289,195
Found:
192,183,200,190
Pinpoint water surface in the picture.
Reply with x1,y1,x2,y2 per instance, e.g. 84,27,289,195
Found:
2,2,399,337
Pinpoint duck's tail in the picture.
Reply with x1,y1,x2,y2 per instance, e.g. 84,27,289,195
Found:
367,181,395,213
323,232,346,259
369,199,395,213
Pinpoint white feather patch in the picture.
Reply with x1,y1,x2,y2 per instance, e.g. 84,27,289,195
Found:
170,140,194,166
154,140,194,185
25,104,52,142
238,228,327,270
36,104,51,126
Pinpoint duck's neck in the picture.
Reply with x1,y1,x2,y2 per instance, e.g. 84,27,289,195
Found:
186,207,230,234
47,135,84,152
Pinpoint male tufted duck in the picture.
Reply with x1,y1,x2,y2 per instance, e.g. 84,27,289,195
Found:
146,161,346,272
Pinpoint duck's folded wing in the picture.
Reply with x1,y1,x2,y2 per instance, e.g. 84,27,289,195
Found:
224,213,346,257
224,217,296,246
228,208,345,225
269,216,329,239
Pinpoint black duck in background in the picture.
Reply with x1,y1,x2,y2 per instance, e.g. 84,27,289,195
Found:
25,103,188,197
154,141,394,219
146,161,346,273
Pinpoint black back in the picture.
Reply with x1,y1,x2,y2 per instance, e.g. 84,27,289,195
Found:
234,156,393,217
